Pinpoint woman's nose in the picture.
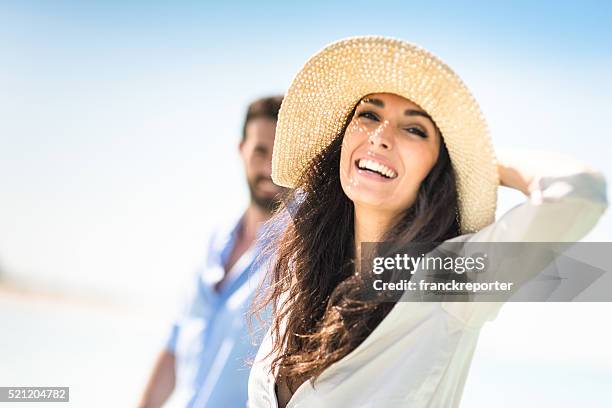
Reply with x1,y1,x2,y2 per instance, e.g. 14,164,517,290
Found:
368,121,393,150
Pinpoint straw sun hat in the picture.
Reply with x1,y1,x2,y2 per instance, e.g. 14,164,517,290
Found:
271,36,499,234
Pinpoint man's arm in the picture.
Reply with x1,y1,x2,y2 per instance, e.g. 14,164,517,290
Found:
139,225,221,407
138,349,176,408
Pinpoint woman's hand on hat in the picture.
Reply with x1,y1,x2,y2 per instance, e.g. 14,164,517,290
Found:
496,148,597,197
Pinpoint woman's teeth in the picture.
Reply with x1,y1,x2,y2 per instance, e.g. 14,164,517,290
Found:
357,159,397,179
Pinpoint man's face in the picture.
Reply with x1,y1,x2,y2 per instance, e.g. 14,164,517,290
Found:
240,117,285,212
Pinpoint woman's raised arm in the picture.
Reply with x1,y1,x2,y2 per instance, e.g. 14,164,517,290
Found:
481,148,607,243
441,149,608,327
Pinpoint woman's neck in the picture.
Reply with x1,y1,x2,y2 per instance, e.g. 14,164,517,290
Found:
353,205,399,272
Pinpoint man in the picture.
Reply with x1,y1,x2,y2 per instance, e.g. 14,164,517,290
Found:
139,96,286,408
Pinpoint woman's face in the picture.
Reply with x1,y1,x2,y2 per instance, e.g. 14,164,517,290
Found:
339,93,441,215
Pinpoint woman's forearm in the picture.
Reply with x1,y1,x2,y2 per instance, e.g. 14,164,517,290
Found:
496,148,596,196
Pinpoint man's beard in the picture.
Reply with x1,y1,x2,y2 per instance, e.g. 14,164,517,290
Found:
248,176,281,213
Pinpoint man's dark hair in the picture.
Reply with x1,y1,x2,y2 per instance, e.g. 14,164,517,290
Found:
241,95,284,141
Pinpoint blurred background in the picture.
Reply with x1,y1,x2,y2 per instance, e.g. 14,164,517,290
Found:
1,1,611,406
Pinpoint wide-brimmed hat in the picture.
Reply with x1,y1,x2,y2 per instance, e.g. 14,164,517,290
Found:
272,36,498,234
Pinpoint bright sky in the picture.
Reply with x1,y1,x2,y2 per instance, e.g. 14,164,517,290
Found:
1,1,611,303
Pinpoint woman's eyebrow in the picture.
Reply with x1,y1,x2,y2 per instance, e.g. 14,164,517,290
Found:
360,100,435,126
405,109,434,122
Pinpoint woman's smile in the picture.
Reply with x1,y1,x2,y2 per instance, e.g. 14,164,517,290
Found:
353,154,398,182
354,158,397,181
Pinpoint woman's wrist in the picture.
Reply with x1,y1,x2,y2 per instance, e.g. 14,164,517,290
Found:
496,148,537,196
496,161,534,196
495,148,595,197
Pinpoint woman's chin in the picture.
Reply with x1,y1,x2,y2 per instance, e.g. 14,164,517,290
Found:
341,178,408,210
348,191,395,209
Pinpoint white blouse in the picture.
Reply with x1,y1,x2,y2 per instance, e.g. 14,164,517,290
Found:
248,168,608,408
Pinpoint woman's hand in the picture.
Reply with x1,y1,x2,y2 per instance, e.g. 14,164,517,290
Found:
496,148,597,197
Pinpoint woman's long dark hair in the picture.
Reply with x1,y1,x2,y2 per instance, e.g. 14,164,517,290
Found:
250,105,461,392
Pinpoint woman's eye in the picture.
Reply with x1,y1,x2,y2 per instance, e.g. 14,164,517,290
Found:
357,111,379,121
404,127,428,138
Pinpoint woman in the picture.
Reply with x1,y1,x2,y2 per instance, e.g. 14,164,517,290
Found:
248,36,608,408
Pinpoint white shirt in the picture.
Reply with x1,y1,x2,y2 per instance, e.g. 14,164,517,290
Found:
248,169,608,408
